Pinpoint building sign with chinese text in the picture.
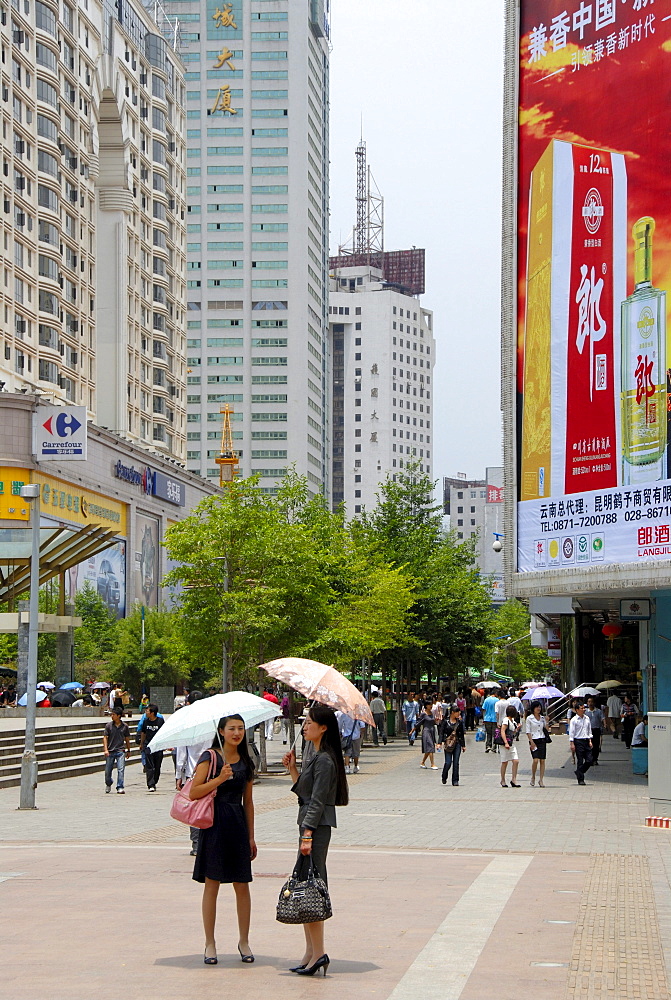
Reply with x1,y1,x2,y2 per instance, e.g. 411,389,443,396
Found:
0,467,127,534
516,0,671,573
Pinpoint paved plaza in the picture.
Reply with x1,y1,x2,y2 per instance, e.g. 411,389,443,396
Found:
0,724,668,1000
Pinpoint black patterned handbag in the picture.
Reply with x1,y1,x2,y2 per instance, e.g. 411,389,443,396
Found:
276,855,332,924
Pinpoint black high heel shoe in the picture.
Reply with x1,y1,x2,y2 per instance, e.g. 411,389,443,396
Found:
296,954,329,977
203,949,217,965
290,963,307,973
238,944,254,963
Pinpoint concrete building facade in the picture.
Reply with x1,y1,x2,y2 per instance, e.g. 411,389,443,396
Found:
0,0,188,460
329,263,435,515
166,0,331,496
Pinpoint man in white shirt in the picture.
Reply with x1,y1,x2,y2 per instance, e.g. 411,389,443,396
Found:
632,715,648,747
569,702,593,785
606,692,622,739
507,692,524,718
495,693,509,726
337,711,365,773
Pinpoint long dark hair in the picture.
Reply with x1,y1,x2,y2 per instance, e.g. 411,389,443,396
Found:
308,703,349,807
211,714,255,782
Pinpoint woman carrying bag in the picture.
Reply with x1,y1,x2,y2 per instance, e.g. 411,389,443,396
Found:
525,700,548,787
189,714,257,966
413,702,440,769
282,703,349,977
499,706,522,787
438,704,466,786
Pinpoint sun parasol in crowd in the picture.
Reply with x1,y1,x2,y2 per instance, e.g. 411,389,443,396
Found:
259,656,375,725
596,680,621,690
37,681,56,690
570,686,601,698
146,691,281,754
522,684,564,701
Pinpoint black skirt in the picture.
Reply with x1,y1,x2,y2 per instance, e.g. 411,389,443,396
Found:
530,737,547,760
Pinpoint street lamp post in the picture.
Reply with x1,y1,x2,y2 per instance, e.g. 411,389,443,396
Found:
18,484,40,810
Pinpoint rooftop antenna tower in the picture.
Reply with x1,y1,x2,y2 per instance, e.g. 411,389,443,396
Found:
340,139,384,256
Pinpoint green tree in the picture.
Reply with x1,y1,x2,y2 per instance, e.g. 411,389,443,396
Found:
489,599,549,682
74,583,118,664
111,605,186,695
359,465,495,684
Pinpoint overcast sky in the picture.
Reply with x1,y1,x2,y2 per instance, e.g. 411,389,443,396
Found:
328,0,505,484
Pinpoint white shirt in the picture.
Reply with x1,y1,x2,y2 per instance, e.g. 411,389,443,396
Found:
525,715,547,740
607,695,622,717
507,696,524,715
495,699,509,725
176,740,211,781
569,714,592,740
632,722,647,746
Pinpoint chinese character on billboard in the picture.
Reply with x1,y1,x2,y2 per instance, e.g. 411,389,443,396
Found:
516,0,671,572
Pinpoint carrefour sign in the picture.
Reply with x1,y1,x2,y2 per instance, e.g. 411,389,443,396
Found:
32,405,87,461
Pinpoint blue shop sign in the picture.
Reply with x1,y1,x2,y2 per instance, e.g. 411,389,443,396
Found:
153,470,185,507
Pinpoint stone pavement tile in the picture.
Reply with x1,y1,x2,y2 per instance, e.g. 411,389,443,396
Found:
0,844,491,1000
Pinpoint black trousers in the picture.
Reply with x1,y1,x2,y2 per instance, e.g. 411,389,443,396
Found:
591,728,601,762
465,707,475,730
622,716,637,749
574,738,593,782
145,750,163,788
372,712,387,745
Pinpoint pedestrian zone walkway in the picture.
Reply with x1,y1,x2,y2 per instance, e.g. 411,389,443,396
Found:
0,725,668,1000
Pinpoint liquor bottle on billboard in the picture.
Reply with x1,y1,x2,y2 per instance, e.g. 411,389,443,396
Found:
621,217,666,484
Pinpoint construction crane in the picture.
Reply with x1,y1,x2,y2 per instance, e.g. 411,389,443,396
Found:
214,404,239,486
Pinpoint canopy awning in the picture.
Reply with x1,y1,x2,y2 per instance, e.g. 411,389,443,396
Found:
0,523,118,603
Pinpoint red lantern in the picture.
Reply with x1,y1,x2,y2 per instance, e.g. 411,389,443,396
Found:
602,623,622,640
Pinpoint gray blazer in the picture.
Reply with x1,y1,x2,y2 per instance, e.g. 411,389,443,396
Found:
292,750,337,830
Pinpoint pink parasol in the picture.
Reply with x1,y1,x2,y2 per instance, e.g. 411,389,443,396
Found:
259,656,375,725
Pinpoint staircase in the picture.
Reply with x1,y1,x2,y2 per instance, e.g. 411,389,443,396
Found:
0,721,144,789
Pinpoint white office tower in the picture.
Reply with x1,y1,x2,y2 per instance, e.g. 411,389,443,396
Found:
0,0,188,459
329,261,435,514
167,0,331,495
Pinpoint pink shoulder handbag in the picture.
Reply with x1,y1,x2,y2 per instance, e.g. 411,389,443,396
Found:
170,749,217,829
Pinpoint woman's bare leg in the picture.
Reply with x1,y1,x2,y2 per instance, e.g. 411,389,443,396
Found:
511,760,519,783
500,760,507,783
233,882,252,954
300,925,311,966
202,878,220,957
539,759,546,785
305,920,325,965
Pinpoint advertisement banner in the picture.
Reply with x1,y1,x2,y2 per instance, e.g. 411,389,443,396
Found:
66,541,127,620
517,0,671,571
135,512,160,607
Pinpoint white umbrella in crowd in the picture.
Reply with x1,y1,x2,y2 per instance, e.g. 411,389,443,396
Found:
147,691,280,754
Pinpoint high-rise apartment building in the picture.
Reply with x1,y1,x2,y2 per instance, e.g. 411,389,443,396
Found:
329,261,435,514
0,0,188,459
167,0,331,496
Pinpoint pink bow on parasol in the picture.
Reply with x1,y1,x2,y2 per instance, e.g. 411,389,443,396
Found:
259,656,375,725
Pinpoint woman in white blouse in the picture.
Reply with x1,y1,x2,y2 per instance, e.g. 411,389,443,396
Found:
525,701,548,787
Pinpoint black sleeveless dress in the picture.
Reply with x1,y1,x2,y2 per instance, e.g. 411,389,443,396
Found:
192,752,252,884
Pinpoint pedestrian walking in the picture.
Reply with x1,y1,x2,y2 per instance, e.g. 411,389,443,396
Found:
402,692,420,745
507,690,525,720
620,694,639,749
139,704,165,791
102,709,131,794
482,689,499,752
413,703,439,769
525,700,547,787
569,702,593,785
495,691,509,727
369,692,387,746
499,706,521,787
280,693,291,745
438,704,466,786
190,714,257,965
464,691,475,731
606,691,623,739
431,694,444,724
282,703,349,977
455,691,466,724
336,711,365,773
586,697,604,764
262,689,280,740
